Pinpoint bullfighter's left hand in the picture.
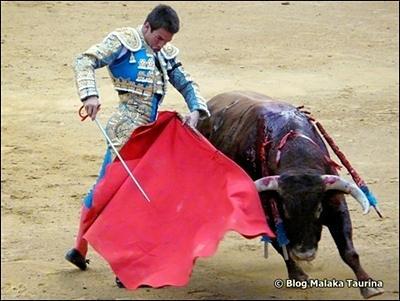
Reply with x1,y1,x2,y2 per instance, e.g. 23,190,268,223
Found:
183,110,200,129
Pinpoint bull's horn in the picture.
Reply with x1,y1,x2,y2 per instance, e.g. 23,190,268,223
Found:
255,176,280,192
321,175,370,214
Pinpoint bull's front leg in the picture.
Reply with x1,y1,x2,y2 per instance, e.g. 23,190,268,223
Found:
324,196,384,299
268,239,309,281
262,195,309,282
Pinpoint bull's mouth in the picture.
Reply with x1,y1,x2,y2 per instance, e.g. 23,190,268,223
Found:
290,248,317,262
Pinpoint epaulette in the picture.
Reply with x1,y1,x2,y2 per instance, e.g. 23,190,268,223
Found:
161,43,179,60
111,27,142,52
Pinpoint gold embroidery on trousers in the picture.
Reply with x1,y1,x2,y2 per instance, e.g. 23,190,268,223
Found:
105,99,152,150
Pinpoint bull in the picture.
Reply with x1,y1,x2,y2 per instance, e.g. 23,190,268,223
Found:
196,91,383,299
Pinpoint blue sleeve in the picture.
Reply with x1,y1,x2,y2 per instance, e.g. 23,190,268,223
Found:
167,58,210,118
73,33,124,101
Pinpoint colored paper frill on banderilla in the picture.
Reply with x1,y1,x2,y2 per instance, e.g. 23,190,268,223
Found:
84,111,275,289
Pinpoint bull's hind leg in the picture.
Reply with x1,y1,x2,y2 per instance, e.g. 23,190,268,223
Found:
325,199,384,299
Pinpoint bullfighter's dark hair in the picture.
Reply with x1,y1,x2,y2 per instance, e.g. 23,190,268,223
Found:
145,4,180,34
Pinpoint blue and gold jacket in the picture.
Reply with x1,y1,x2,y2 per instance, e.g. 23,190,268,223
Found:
73,26,210,148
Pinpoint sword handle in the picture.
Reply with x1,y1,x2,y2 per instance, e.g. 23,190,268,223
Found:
79,104,101,121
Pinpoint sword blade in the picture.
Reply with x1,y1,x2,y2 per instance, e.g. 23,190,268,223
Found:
94,119,151,203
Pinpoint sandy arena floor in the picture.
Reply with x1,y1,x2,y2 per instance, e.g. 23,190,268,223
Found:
1,1,398,300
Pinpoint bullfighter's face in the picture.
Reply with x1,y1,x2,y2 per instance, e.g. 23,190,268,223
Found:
142,22,174,52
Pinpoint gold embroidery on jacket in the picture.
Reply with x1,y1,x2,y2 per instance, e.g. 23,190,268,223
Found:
138,58,155,70
112,27,141,52
161,43,179,59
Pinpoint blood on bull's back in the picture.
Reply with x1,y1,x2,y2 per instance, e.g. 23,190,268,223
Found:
197,90,331,180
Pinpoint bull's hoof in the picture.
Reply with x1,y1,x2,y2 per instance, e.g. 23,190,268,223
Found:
288,265,309,281
360,287,384,299
293,273,309,282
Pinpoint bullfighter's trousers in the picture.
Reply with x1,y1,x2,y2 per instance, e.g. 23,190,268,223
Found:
74,147,113,257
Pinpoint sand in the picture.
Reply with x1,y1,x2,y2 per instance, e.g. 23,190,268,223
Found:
1,1,398,300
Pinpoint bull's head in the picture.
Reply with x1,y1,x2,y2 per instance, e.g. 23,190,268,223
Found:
254,174,370,261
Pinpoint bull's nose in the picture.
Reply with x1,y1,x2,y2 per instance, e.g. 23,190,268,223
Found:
291,247,317,261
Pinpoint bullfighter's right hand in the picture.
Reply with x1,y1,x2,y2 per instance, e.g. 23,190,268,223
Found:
83,96,100,121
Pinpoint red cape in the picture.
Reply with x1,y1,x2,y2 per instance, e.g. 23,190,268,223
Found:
84,111,275,289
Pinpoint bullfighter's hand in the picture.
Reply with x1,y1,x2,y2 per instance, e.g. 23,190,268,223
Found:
183,110,200,129
83,96,100,121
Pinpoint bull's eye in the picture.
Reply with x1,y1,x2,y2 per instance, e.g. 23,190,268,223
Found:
282,203,290,219
315,203,323,218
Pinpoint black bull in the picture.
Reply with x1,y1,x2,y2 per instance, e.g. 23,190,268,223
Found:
197,91,383,299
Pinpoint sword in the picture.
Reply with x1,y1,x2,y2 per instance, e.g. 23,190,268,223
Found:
79,105,151,203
